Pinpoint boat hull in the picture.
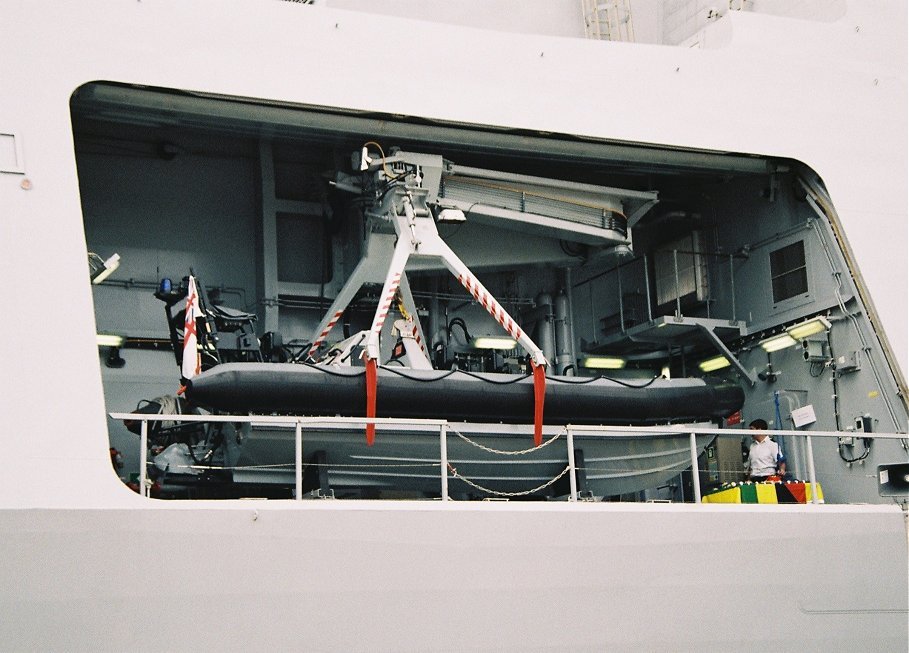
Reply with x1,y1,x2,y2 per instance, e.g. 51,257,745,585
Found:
185,363,744,425
226,420,716,498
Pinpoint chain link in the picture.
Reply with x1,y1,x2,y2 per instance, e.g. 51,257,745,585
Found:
447,463,571,497
450,427,565,456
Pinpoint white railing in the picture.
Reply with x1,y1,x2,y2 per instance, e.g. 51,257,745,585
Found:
109,412,907,503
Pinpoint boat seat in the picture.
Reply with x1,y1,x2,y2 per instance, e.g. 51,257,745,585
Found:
209,304,257,330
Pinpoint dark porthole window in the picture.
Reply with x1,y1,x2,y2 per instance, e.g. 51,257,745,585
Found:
770,241,808,303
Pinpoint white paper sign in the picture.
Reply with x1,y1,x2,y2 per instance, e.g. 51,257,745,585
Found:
791,404,817,428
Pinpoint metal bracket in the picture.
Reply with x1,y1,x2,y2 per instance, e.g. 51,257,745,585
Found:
697,323,755,386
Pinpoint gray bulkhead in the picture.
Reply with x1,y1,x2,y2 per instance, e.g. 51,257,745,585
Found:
72,83,909,502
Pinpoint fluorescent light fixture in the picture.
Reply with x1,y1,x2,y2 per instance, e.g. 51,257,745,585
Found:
471,336,517,350
759,333,797,353
580,356,626,370
96,334,125,347
786,316,831,340
437,208,466,223
89,252,121,284
698,355,731,372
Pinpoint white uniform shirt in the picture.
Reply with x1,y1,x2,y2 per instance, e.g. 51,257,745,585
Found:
747,437,783,478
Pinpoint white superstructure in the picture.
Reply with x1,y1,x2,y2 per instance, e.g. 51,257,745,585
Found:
1,1,906,650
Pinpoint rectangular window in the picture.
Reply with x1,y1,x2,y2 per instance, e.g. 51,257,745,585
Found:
770,241,808,303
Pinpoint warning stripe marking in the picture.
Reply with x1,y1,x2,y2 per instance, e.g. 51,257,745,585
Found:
308,310,345,356
457,273,522,342
372,274,402,332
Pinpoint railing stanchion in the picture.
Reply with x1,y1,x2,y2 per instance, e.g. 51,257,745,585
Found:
140,419,148,498
567,427,578,502
805,434,819,504
690,432,701,503
440,423,449,501
295,420,303,501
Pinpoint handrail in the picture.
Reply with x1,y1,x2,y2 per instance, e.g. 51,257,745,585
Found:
562,423,907,439
109,412,907,503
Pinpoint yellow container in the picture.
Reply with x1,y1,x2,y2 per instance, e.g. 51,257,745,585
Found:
702,486,741,503
805,482,824,503
755,483,779,504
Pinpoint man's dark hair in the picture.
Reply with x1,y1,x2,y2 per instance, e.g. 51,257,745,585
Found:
749,418,768,430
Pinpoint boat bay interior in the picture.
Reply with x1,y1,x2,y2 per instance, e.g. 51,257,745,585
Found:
73,82,909,504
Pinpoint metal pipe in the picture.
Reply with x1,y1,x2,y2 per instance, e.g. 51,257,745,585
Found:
805,435,819,505
554,291,572,375
295,421,303,501
689,432,701,503
563,267,579,375
440,424,449,501
673,249,681,318
588,283,597,343
567,427,578,502
617,263,625,333
140,420,148,498
643,254,653,321
728,254,736,322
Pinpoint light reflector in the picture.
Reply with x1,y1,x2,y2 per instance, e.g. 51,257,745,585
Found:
96,334,125,347
759,333,797,352
471,336,517,350
580,356,626,370
786,316,831,340
698,355,731,372
90,252,121,284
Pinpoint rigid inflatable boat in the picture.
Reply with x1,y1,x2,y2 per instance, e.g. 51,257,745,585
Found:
185,362,744,425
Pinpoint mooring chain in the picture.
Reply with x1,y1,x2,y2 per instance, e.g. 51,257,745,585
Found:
447,463,571,497
450,427,566,456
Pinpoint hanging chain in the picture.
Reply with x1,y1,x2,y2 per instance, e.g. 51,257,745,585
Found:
450,427,565,456
447,463,571,497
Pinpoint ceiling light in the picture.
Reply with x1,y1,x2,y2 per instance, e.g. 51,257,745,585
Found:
96,334,125,347
698,355,731,372
471,336,517,350
759,333,797,353
580,356,626,370
786,316,831,340
437,208,466,223
89,252,121,284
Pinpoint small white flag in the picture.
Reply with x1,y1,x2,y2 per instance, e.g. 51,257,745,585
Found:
181,276,204,380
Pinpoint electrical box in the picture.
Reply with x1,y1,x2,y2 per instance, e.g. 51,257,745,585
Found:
802,338,826,362
835,350,861,373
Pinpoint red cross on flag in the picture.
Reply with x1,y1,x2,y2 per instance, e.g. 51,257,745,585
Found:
182,276,204,380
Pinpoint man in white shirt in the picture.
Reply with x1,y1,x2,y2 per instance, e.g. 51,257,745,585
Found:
745,419,786,482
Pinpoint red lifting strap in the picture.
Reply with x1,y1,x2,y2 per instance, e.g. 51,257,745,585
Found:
365,358,378,446
531,361,546,446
